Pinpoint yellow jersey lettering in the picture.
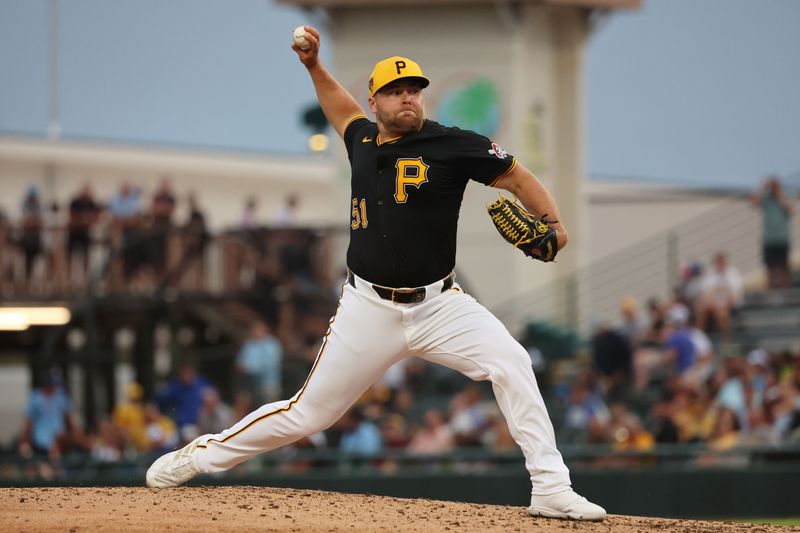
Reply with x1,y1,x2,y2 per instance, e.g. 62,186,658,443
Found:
351,198,368,229
394,158,429,203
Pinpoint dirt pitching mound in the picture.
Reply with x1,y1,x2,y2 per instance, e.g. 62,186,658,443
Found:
1,486,796,532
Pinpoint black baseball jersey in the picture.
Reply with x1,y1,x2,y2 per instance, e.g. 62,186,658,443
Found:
343,116,517,288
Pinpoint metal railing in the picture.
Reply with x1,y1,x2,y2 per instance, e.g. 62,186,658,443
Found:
0,223,341,299
491,195,800,337
2,443,799,485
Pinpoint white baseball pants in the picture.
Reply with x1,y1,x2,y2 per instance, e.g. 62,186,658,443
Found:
193,271,571,495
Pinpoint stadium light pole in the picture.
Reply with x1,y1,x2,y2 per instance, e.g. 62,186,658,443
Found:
45,0,61,203
47,0,60,140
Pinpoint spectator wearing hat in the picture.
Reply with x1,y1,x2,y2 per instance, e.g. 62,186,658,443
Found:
618,296,647,350
112,382,148,451
156,363,210,443
664,311,698,377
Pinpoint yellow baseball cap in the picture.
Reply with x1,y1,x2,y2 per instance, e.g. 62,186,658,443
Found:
368,56,430,97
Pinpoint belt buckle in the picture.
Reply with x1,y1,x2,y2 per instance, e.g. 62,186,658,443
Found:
391,288,425,303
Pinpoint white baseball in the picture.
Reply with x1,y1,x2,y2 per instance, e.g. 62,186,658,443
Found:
293,26,310,50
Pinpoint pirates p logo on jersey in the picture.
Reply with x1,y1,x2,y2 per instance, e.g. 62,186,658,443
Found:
394,157,430,203
488,143,508,159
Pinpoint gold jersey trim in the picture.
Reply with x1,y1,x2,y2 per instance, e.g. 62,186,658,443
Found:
489,158,517,187
343,114,368,133
376,133,402,146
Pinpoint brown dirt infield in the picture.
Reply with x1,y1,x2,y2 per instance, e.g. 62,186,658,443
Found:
1,486,797,532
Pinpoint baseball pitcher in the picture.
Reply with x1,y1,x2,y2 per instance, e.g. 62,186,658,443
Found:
146,25,606,522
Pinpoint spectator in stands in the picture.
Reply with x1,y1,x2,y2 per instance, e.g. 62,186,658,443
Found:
236,320,283,405
19,184,44,287
664,287,692,330
240,196,259,228
751,176,794,291
744,357,780,446
0,208,10,294
560,372,610,443
682,321,714,390
388,387,416,421
591,321,632,396
108,182,143,285
67,184,101,289
379,413,410,449
112,382,148,452
769,370,799,443
694,252,743,334
618,296,647,349
664,309,698,379
649,398,679,443
448,386,492,447
408,408,454,455
150,177,177,282
178,192,209,289
17,371,82,460
156,362,210,443
606,403,655,452
670,383,713,443
338,407,382,456
707,407,742,452
273,193,300,227
715,357,751,430
632,319,667,393
90,418,125,463
490,415,519,452
695,406,747,468
42,201,67,293
746,349,771,408
197,387,234,435
144,403,179,453
232,390,255,422
678,262,704,307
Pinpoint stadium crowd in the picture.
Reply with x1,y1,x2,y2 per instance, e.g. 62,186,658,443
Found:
9,267,800,480
3,179,798,480
0,180,309,295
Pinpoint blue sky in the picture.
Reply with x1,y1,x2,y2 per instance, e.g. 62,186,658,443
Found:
1,0,798,187
585,0,800,187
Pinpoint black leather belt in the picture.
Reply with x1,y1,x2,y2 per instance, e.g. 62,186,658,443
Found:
347,270,454,304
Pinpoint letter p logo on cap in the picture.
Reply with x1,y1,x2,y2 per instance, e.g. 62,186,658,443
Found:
368,56,430,97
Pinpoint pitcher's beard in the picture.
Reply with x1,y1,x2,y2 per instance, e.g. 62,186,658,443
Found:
380,110,423,135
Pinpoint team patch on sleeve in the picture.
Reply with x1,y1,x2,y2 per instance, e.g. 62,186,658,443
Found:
488,143,508,159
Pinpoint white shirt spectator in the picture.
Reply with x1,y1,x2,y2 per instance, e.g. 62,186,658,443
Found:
700,262,743,307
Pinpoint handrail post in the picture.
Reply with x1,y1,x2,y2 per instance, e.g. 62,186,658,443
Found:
667,231,679,295
566,275,578,332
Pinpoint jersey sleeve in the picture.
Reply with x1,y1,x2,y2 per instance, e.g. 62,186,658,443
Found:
343,115,371,161
448,129,516,186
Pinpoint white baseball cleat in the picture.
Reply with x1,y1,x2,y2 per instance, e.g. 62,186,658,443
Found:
528,488,607,521
146,438,202,488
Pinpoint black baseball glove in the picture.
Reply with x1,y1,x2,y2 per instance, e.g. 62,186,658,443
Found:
487,194,559,262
